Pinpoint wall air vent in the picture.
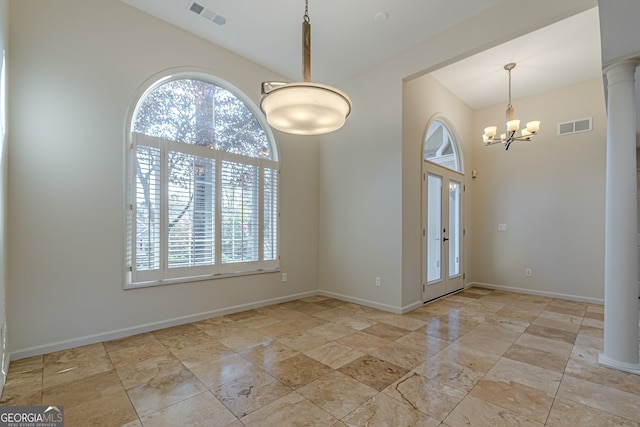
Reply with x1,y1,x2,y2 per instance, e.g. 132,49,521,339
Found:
187,2,226,26
557,117,592,136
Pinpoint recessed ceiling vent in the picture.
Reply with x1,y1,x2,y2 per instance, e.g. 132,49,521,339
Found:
188,2,226,26
557,117,592,136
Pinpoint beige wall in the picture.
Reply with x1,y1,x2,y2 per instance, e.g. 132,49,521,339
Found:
402,75,474,308
318,71,404,311
401,75,607,306
7,0,319,357
318,0,598,311
470,78,607,302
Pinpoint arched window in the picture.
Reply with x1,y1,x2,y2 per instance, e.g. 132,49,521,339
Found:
423,119,460,172
127,72,279,287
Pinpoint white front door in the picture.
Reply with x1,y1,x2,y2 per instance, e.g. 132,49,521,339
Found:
422,162,464,302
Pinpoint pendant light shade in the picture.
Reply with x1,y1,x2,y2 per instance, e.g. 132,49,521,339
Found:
260,0,352,135
260,82,351,135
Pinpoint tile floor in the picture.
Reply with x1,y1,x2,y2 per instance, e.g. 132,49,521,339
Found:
2,288,640,426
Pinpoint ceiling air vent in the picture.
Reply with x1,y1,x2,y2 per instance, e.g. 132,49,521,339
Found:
189,2,204,14
187,2,226,26
557,117,592,136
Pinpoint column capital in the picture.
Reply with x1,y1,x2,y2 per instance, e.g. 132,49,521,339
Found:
604,59,640,86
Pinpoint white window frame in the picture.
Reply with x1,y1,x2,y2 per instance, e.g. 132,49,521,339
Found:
125,70,279,289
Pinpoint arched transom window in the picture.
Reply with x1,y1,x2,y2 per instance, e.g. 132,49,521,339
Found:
424,119,460,172
127,73,279,287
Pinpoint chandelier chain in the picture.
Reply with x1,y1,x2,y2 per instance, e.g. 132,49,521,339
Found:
304,0,310,22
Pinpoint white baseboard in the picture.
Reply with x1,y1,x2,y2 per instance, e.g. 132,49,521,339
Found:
10,290,318,361
467,282,604,305
318,290,404,314
19,282,600,362
401,300,424,314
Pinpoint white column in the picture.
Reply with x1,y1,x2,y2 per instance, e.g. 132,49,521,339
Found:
599,59,640,375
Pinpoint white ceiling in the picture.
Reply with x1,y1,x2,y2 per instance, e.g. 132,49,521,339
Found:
430,7,602,109
121,0,603,110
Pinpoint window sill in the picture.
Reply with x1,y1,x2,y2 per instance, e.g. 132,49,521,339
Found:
125,267,280,290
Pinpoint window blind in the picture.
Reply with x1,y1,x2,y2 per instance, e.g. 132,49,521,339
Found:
130,133,278,284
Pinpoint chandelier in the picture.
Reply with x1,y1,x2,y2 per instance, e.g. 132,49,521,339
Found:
260,0,352,136
482,63,540,150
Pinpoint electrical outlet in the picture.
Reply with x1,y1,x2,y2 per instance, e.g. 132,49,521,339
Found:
498,224,507,232
375,277,381,287
525,268,532,277
282,273,288,282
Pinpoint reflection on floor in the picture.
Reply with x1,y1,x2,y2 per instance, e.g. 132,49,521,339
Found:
2,288,640,426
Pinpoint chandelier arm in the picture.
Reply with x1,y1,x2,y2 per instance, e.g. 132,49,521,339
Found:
484,130,537,144
484,140,503,146
512,135,535,141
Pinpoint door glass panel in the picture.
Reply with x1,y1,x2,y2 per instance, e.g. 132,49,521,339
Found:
448,180,461,276
427,175,442,282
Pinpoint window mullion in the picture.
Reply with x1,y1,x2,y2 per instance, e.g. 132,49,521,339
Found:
258,162,265,268
160,138,169,278
129,137,137,275
214,150,223,273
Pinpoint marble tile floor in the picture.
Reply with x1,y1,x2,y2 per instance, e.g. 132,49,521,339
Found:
2,288,640,426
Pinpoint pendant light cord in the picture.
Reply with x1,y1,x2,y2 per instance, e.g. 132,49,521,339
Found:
304,0,310,22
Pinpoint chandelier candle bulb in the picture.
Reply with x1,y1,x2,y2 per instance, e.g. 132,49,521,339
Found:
507,119,520,132
484,126,497,137
526,121,540,133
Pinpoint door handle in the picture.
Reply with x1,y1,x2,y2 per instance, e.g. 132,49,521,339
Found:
443,237,449,242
